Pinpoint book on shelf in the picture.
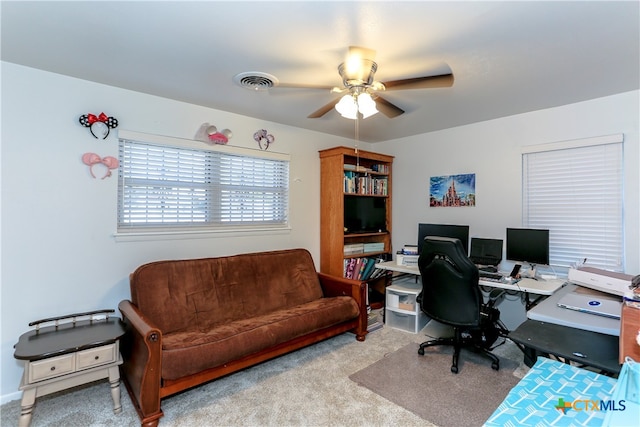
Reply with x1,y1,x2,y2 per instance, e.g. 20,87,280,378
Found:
371,164,389,174
343,257,384,281
360,258,377,280
363,242,385,252
343,172,388,195
343,253,390,280
401,245,418,255
343,243,365,255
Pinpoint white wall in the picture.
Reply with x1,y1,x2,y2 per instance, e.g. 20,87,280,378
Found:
0,62,364,402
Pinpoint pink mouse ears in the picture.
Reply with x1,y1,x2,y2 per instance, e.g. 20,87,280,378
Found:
82,153,119,179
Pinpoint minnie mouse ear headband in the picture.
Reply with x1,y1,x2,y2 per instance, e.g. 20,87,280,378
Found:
82,153,119,179
254,129,275,150
194,123,233,145
79,112,118,139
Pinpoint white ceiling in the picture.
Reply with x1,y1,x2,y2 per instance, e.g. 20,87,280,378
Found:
2,1,638,143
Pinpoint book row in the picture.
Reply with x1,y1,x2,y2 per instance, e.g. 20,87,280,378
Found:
343,257,385,281
344,242,385,255
344,172,388,195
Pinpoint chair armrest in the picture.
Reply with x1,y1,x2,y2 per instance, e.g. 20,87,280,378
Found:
318,273,368,340
118,300,163,421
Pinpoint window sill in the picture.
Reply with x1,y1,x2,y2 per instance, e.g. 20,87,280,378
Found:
113,226,291,242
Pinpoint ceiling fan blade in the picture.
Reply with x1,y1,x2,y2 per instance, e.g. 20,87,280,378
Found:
276,82,336,90
374,95,405,118
307,98,340,118
382,73,454,90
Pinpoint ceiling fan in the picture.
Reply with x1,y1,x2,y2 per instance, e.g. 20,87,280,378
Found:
279,46,454,119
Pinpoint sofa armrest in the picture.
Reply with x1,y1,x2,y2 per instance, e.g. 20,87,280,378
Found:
318,273,368,341
118,300,164,424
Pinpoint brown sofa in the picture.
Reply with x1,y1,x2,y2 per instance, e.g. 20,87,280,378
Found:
118,248,368,426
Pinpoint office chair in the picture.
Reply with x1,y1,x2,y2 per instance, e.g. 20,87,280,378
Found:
417,236,507,374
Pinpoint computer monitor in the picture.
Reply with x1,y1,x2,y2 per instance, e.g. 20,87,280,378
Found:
344,196,387,233
469,238,503,266
417,223,470,255
506,227,550,266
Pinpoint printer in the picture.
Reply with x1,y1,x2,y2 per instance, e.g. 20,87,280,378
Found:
568,266,634,296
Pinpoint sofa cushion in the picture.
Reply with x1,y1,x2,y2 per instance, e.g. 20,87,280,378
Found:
130,249,324,334
160,296,359,380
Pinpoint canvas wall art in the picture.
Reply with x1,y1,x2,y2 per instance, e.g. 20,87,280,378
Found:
429,173,476,207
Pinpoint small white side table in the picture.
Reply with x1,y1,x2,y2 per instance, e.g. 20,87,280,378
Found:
13,310,125,427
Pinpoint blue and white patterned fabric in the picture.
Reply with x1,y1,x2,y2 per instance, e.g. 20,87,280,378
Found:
484,357,619,427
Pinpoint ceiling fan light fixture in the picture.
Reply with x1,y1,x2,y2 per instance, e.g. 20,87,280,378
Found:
335,92,378,120
335,94,358,119
357,92,378,118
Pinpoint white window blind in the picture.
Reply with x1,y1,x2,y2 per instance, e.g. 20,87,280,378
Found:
522,135,623,271
117,132,289,233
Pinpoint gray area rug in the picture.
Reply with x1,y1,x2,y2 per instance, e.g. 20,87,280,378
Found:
349,342,521,427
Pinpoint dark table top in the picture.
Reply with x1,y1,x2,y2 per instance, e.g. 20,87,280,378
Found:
508,319,620,375
14,318,126,361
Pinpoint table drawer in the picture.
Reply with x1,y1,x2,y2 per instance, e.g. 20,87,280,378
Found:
76,344,116,370
29,354,75,382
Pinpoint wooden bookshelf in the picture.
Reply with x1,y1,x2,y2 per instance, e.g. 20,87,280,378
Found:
319,146,393,281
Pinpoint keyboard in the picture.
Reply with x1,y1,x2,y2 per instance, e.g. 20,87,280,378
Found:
479,271,505,282
470,257,501,266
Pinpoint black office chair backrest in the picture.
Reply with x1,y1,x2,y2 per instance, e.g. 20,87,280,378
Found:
418,236,482,327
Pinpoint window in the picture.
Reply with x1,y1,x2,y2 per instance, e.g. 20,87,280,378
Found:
117,130,289,236
522,134,624,271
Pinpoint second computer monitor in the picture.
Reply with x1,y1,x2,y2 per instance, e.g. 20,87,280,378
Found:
506,227,550,266
417,223,470,255
469,238,503,266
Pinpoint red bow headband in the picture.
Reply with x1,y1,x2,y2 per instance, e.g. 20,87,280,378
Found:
79,112,118,139
87,113,108,124
82,153,119,179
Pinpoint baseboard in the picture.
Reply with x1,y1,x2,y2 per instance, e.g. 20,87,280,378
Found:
1,390,22,405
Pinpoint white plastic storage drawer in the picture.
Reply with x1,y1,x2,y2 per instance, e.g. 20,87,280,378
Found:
385,309,429,333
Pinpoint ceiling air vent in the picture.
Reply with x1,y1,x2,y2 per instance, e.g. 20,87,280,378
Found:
233,72,279,91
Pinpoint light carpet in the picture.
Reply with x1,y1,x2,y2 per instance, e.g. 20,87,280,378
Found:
349,341,522,427
1,323,526,427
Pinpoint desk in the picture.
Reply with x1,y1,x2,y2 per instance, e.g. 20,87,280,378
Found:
510,283,622,375
374,261,564,296
527,283,620,336
508,320,620,375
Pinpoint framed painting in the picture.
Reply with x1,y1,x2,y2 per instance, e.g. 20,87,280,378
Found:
429,173,476,207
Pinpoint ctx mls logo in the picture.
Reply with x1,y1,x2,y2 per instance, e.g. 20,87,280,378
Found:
555,398,626,414
555,398,572,414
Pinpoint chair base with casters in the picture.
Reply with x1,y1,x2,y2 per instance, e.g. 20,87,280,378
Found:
417,288,508,374
418,326,501,373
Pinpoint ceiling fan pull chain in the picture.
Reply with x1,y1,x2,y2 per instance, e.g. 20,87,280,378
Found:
354,117,360,169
